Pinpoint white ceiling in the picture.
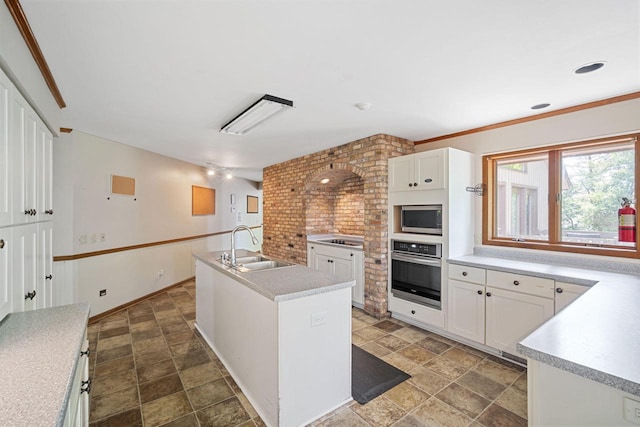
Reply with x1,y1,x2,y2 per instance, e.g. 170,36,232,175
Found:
20,0,640,181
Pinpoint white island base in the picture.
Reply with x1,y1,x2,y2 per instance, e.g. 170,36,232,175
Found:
194,257,352,427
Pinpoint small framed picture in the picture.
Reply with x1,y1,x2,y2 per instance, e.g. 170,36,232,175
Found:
247,195,259,213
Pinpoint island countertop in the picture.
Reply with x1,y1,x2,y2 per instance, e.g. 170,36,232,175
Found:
193,250,354,302
0,303,91,426
448,254,640,397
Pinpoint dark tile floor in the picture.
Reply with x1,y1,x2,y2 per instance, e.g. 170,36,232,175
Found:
88,280,527,426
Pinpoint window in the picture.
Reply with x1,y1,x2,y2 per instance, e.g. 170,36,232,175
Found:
484,134,639,257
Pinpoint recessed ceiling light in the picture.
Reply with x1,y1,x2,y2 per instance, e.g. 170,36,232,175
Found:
207,170,215,176
574,62,606,74
531,103,551,110
320,178,330,184
226,173,233,180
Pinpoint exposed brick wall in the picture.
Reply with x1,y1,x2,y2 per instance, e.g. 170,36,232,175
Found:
334,176,364,236
263,134,414,318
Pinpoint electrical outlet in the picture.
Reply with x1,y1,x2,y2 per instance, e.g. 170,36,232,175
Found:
311,311,327,327
624,397,640,425
99,289,106,297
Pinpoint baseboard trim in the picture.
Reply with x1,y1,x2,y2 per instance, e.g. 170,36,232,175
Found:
88,276,195,324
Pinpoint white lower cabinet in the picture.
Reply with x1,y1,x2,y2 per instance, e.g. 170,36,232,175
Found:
484,287,554,355
448,265,555,356
554,281,589,314
12,223,38,312
307,243,364,307
64,337,90,427
447,279,485,342
0,228,11,321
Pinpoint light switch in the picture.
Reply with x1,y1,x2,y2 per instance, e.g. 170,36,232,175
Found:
624,397,640,425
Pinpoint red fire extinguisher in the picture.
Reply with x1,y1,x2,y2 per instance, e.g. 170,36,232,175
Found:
618,197,636,243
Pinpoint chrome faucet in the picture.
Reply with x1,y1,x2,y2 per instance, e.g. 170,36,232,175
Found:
230,225,260,267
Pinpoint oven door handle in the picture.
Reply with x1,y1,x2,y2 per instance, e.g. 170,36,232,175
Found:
391,253,441,267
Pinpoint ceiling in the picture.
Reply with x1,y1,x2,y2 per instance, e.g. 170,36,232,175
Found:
20,0,640,181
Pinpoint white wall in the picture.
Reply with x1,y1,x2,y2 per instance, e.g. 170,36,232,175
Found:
53,131,263,315
416,98,640,261
0,2,59,134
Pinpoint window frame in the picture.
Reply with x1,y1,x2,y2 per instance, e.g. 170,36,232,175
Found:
483,133,640,258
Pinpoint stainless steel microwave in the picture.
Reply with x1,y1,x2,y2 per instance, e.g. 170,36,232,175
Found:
401,205,443,235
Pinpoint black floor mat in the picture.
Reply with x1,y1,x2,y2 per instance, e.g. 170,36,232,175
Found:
352,344,411,404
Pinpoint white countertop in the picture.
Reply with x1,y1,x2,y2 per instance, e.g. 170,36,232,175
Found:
448,254,640,397
0,303,91,426
193,250,354,302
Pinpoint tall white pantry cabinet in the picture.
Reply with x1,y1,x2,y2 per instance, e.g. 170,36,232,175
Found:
0,66,54,322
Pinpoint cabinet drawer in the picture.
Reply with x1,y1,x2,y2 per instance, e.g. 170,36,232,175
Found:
388,296,443,328
486,270,554,298
449,264,485,285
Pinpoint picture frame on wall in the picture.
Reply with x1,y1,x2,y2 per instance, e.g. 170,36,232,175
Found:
247,195,259,214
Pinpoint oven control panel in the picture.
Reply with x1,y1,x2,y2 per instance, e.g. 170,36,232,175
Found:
392,240,441,258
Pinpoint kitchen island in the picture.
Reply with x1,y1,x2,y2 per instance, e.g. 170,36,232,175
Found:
192,250,354,427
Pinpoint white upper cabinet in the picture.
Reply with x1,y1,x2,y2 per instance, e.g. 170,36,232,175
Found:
11,87,52,225
389,150,445,192
0,69,12,227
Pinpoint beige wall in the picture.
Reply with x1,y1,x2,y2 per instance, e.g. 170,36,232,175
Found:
416,98,640,256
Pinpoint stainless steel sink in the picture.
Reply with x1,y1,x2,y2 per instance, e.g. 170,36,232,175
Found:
235,256,270,264
239,260,295,271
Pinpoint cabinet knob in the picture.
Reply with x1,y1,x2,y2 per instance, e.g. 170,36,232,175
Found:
413,182,418,186
411,310,416,315
477,290,483,295
408,183,413,187
556,288,564,294
46,274,53,280
513,280,519,286
486,292,492,297
462,271,468,277
350,253,353,257
310,246,314,249
0,239,4,249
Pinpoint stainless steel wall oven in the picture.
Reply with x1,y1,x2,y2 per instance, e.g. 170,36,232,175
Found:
390,240,442,309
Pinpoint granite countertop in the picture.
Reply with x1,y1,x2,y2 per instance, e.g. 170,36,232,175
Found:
448,254,640,397
0,303,91,426
193,250,354,302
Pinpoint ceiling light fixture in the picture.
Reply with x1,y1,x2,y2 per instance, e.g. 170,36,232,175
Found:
531,103,551,110
207,169,215,176
226,173,233,180
320,178,330,184
220,94,294,135
574,61,606,74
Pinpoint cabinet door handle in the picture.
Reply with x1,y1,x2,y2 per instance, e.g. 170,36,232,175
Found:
411,310,416,315
45,209,53,215
424,178,433,183
486,292,492,297
462,271,468,277
80,378,92,394
80,348,91,357
45,275,53,280
556,288,564,294
477,290,483,295
0,239,4,249
513,280,519,286
24,291,36,300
